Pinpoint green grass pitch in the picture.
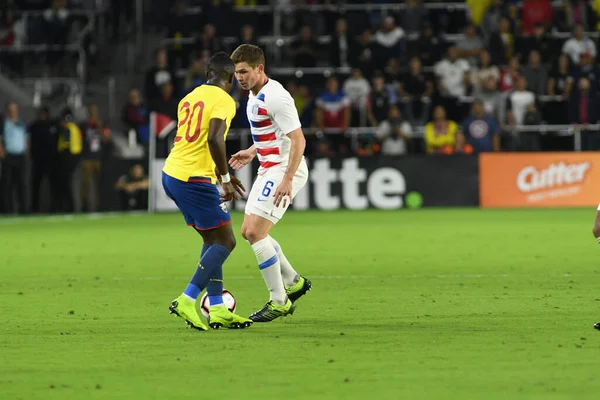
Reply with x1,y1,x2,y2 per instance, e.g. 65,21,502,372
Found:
1,209,600,399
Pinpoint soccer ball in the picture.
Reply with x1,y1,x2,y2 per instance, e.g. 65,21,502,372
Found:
200,289,237,318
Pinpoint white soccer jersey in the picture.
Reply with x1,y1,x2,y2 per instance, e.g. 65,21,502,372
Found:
246,79,302,174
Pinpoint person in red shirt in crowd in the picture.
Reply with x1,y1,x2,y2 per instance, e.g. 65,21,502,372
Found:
499,56,521,92
521,0,553,36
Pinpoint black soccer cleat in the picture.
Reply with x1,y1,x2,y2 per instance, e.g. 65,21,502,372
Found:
249,299,295,322
286,276,312,303
594,321,600,330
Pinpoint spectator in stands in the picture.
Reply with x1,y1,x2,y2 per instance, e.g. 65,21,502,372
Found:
330,18,350,68
144,48,175,106
399,57,433,127
197,23,221,64
375,104,413,156
316,76,351,152
471,51,500,93
562,0,594,31
343,68,371,127
517,23,554,65
499,56,521,92
287,80,312,127
434,45,469,120
29,107,59,214
289,25,320,68
458,100,501,153
397,0,428,35
384,58,402,102
435,46,470,98
150,82,178,157
569,51,600,96
423,105,458,154
123,88,150,145
166,0,194,69
0,103,28,214
181,59,206,97
43,0,70,72
520,103,543,151
489,17,515,66
57,108,82,213
43,0,69,46
524,103,542,126
548,54,572,97
81,105,111,213
367,73,390,127
562,23,597,65
351,29,376,77
115,164,149,211
481,0,512,41
0,7,16,46
466,0,491,27
0,6,22,73
569,77,600,150
456,24,484,66
477,76,506,123
110,0,134,43
521,0,553,36
299,85,315,129
236,24,258,50
521,50,548,96
150,82,178,121
374,16,405,65
292,83,315,129
410,23,443,68
507,76,536,127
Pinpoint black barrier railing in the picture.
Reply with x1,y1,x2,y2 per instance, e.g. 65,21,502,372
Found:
225,123,597,152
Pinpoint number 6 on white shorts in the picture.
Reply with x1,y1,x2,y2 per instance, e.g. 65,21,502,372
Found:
262,181,274,197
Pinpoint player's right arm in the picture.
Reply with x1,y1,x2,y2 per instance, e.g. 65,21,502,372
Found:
207,118,245,201
229,144,256,171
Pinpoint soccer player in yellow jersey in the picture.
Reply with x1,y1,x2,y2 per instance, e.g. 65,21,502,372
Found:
162,52,251,331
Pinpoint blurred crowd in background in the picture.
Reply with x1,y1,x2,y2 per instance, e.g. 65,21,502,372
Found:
3,0,600,214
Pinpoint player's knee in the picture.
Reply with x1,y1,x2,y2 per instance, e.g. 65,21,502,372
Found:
222,233,236,251
242,227,267,245
593,224,600,238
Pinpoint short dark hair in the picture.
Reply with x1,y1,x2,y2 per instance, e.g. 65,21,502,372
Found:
230,44,265,68
207,51,235,81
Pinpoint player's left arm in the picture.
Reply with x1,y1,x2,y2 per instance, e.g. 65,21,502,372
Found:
271,92,306,207
593,206,600,242
276,127,306,204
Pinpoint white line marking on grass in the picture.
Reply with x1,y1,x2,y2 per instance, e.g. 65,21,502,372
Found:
0,211,149,225
12,273,576,283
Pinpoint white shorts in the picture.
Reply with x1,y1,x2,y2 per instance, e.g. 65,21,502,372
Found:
245,159,309,224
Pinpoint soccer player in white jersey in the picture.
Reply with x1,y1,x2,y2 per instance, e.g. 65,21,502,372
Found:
229,44,312,322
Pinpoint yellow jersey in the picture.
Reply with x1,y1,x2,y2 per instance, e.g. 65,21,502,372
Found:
163,85,236,183
424,121,458,153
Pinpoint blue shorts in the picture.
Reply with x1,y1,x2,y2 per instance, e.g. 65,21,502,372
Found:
162,172,231,230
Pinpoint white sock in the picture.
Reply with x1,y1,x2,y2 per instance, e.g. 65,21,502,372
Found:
269,235,299,287
251,237,287,305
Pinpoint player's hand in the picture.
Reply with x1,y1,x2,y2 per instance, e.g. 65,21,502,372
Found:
273,178,293,208
229,149,255,171
220,181,240,202
216,174,245,198
230,175,246,198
